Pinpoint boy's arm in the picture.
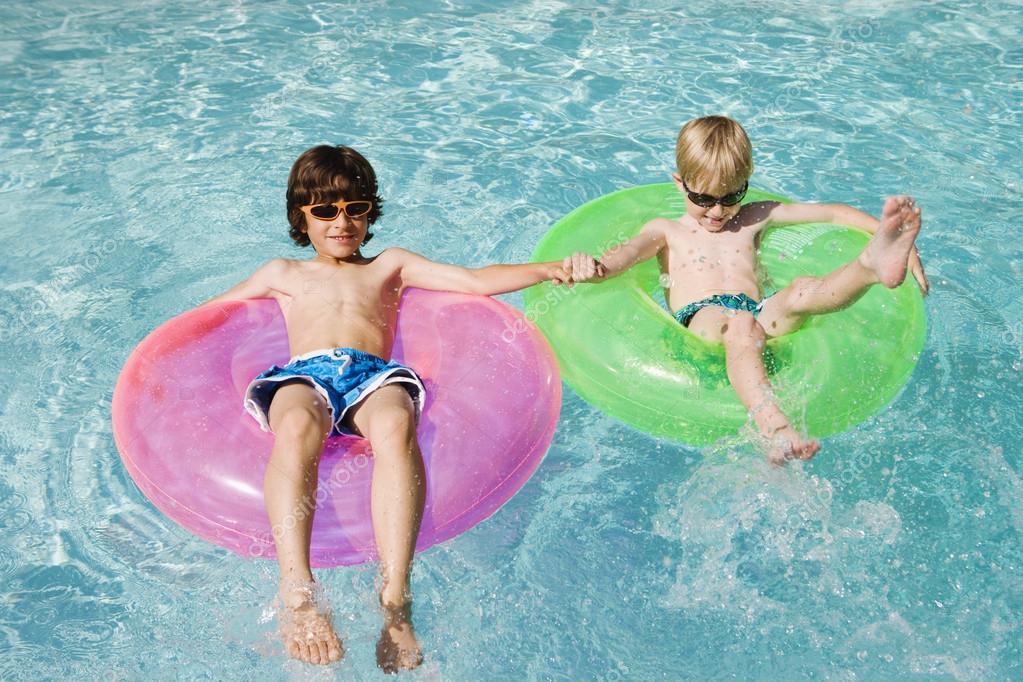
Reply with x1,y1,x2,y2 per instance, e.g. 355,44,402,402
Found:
766,201,928,295
392,248,570,296
572,219,667,283
205,259,289,304
767,202,880,232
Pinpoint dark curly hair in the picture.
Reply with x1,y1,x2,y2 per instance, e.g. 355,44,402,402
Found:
285,145,384,247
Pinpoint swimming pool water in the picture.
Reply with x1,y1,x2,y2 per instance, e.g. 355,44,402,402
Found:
1,0,1021,679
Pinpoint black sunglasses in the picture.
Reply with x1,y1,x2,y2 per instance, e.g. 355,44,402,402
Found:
681,180,748,208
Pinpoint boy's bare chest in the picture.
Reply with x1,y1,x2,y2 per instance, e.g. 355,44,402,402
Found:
665,227,758,272
283,260,402,310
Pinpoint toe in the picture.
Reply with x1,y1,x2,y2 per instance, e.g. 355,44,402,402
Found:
314,640,329,665
403,648,424,670
379,653,397,675
908,206,922,227
377,636,397,674
882,196,901,218
320,638,334,664
800,441,820,459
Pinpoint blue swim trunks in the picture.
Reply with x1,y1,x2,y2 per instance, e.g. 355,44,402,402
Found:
672,293,766,328
243,347,425,438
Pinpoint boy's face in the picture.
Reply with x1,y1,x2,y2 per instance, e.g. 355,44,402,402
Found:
300,196,370,259
672,173,748,232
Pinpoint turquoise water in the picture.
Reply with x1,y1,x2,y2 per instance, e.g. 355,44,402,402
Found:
2,0,1022,679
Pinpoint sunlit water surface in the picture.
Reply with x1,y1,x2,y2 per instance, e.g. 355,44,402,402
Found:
1,0,1021,679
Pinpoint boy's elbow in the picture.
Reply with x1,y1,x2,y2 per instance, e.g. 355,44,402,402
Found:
458,270,489,295
822,204,855,222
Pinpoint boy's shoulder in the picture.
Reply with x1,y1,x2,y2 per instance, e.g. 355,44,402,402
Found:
640,216,679,235
374,246,409,259
257,257,304,275
372,246,430,266
732,201,780,232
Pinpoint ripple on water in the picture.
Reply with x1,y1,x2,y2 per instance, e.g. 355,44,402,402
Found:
0,171,29,193
0,484,31,536
0,563,127,661
1,0,1022,677
0,544,19,583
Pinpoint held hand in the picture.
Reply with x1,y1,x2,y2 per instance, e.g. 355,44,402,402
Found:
550,262,572,286
560,252,603,285
909,245,929,296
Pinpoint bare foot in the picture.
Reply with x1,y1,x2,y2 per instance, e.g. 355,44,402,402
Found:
765,425,821,465
859,196,922,288
376,600,423,674
278,582,344,666
750,397,819,464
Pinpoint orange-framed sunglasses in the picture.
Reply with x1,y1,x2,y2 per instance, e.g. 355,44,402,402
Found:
300,199,373,221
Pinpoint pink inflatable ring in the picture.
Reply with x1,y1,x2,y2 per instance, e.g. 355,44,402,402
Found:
112,289,561,567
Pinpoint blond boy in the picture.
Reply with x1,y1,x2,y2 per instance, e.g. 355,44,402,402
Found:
566,116,927,463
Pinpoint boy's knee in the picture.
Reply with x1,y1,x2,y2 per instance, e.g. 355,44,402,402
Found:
365,396,417,445
273,406,328,443
722,312,763,345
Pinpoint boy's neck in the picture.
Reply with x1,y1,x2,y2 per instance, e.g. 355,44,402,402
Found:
314,251,366,266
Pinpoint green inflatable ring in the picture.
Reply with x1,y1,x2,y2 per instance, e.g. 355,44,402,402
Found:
525,183,927,445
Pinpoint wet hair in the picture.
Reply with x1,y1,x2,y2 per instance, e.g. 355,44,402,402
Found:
674,115,753,193
285,145,384,247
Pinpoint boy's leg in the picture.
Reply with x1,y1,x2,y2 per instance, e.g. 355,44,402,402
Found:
347,384,425,673
265,382,343,665
757,196,922,337
689,308,819,463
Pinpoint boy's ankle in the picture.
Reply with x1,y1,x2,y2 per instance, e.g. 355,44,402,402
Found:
379,586,410,608
749,400,789,435
279,576,318,604
380,599,414,627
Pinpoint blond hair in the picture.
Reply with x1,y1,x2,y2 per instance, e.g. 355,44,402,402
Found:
675,116,753,192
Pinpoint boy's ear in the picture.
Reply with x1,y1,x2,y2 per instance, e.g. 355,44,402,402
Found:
671,172,685,191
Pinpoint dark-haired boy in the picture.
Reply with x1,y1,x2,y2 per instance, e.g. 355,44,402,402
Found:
209,145,570,671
